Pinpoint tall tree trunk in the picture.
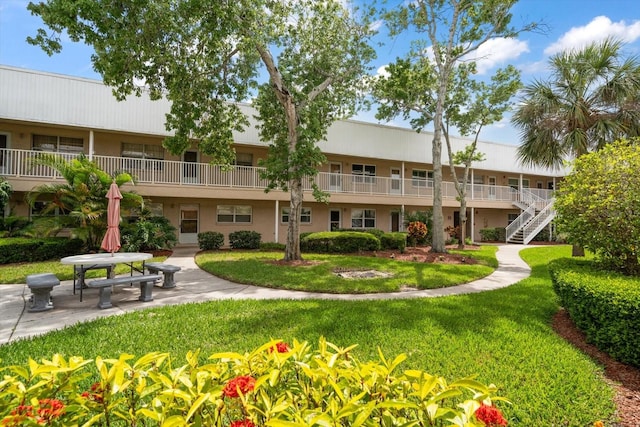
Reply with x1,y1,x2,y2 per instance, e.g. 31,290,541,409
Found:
285,178,303,261
431,136,445,252
571,244,585,257
458,201,467,250
430,79,447,253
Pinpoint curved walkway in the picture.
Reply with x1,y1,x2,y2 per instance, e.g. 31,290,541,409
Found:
0,244,531,344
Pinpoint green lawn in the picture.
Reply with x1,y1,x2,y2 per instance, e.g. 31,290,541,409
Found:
0,245,616,426
0,256,168,284
194,245,497,293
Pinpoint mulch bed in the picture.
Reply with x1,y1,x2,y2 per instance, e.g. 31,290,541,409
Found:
269,245,481,266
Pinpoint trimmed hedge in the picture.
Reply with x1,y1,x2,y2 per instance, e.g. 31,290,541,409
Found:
479,227,506,242
549,258,640,367
0,237,84,264
301,231,380,253
260,242,286,251
229,230,261,249
336,228,385,240
380,232,407,252
198,231,225,250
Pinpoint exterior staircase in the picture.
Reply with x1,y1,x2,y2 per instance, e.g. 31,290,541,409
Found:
506,188,555,244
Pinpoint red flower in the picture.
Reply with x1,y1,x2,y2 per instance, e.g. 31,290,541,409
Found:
475,403,508,426
230,419,255,427
2,404,35,426
269,341,291,353
223,375,256,398
37,398,65,422
81,382,104,403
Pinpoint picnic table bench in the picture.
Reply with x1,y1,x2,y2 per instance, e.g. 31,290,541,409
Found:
86,274,162,309
145,262,181,288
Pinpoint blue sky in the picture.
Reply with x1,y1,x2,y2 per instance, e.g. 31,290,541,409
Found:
1,0,639,145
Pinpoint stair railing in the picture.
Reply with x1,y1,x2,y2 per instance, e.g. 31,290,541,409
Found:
520,200,555,244
505,204,535,242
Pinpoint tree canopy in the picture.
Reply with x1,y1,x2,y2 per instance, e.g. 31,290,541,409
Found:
26,154,142,250
513,38,640,169
373,0,538,252
27,0,377,260
554,138,640,275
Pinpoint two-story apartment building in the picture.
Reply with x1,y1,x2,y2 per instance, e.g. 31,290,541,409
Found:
0,66,562,245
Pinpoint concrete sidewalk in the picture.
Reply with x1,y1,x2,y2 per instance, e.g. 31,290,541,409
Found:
0,244,531,345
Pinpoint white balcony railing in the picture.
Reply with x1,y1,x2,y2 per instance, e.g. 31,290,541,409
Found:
1,148,523,203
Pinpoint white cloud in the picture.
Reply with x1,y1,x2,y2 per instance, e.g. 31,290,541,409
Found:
461,37,530,74
545,16,640,56
376,64,390,78
370,19,384,32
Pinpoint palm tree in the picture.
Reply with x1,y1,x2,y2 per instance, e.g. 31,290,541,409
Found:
26,153,142,250
512,38,640,169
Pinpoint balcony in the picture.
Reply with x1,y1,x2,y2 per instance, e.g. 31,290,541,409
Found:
1,148,526,204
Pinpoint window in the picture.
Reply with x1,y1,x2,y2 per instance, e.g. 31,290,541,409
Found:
30,200,67,218
281,207,311,224
33,134,83,154
121,142,164,170
507,213,519,225
217,205,252,223
0,134,7,169
235,152,253,166
352,164,376,183
412,169,433,187
351,209,376,229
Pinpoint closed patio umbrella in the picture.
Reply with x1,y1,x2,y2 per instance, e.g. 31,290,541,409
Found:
100,181,123,255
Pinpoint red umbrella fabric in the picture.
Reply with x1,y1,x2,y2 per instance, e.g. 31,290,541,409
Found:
100,181,123,254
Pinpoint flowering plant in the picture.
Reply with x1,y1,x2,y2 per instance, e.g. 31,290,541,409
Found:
0,338,510,426
407,221,428,247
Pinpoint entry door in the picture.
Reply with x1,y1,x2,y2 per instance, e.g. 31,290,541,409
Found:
391,211,400,232
329,163,342,191
182,151,199,184
0,134,8,175
179,205,199,244
488,176,496,199
390,168,401,194
329,209,341,231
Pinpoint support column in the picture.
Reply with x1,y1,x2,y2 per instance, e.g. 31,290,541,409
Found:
470,208,475,244
88,130,94,160
274,200,279,243
471,169,475,200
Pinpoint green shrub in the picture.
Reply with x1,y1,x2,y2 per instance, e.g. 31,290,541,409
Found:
121,216,178,252
380,232,406,252
302,231,380,253
0,338,509,427
554,139,640,274
479,227,506,242
549,258,640,367
365,228,385,239
259,242,285,251
229,230,261,249
0,216,31,237
299,231,314,241
336,228,385,240
0,237,83,264
198,231,225,250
